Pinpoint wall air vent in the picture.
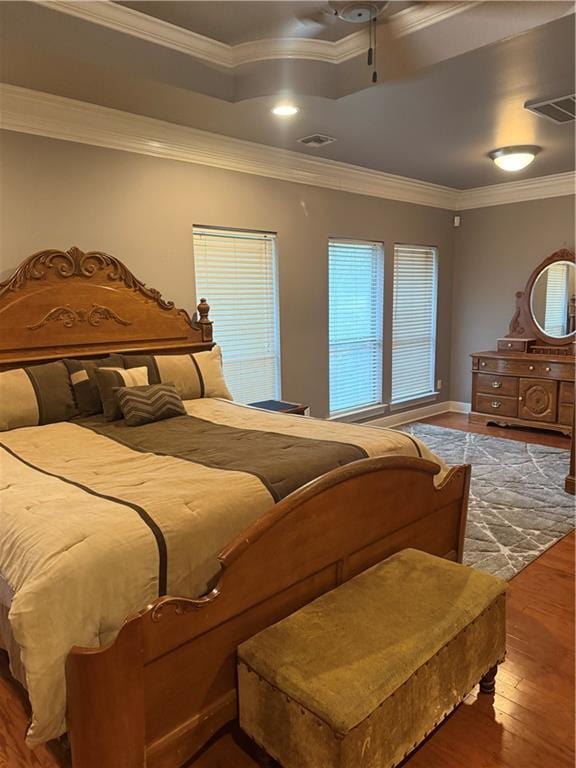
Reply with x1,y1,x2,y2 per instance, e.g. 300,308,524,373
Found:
298,133,338,148
525,94,575,124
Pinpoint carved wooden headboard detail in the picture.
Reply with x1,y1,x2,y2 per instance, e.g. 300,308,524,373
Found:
0,247,213,370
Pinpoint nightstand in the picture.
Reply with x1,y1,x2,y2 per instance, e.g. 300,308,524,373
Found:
249,399,309,416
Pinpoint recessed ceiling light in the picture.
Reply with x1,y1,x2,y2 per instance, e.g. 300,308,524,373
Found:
272,104,300,117
488,145,541,172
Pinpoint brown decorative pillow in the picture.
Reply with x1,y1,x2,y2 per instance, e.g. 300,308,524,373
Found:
94,366,149,421
122,345,232,401
0,360,79,431
64,355,125,416
115,383,187,427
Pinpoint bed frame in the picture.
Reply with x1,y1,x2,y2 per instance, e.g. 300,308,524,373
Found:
0,248,471,768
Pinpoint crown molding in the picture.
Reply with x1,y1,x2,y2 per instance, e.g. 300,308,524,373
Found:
0,84,456,209
1,85,574,211
455,172,576,210
392,1,481,38
39,1,473,68
42,0,234,68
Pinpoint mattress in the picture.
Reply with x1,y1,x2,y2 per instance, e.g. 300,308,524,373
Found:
0,398,446,746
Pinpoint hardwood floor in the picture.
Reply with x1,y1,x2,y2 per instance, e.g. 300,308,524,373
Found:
421,411,571,449
0,419,573,768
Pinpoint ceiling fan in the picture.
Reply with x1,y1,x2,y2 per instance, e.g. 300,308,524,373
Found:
293,2,419,84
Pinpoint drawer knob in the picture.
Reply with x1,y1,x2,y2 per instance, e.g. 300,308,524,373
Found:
481,362,486,367
491,381,502,389
529,365,535,371
491,400,501,409
507,342,512,348
545,367,551,372
519,396,523,401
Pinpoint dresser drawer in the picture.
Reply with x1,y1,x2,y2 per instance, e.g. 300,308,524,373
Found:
497,339,532,352
475,394,518,418
477,357,574,379
559,404,574,426
560,381,575,405
475,373,518,397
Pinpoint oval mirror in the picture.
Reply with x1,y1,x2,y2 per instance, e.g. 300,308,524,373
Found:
530,260,576,339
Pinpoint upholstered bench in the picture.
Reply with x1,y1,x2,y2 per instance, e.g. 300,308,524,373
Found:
238,548,506,768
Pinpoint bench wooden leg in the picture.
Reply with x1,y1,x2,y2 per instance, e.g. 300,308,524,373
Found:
479,665,498,694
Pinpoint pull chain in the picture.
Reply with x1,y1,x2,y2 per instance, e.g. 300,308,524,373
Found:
371,15,378,83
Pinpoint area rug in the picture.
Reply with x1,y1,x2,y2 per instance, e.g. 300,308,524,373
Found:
400,423,574,579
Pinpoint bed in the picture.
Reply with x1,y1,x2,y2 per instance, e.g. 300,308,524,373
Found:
0,247,471,768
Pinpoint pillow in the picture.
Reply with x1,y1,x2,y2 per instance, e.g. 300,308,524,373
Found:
94,366,149,421
115,383,186,427
0,361,78,431
64,355,125,416
121,345,232,401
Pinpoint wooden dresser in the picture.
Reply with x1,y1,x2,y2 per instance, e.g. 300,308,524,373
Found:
470,348,574,435
470,249,575,436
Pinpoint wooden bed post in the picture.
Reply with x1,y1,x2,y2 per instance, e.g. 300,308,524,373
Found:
66,616,146,768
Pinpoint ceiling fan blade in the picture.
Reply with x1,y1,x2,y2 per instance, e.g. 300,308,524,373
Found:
284,16,327,38
291,6,340,34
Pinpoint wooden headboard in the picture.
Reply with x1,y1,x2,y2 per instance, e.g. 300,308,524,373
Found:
0,247,213,370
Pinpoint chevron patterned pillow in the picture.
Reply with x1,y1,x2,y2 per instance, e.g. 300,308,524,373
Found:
115,383,186,427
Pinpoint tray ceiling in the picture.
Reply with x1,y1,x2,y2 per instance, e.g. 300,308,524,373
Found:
1,1,574,188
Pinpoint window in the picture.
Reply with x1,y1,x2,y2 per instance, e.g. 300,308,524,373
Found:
544,262,569,337
328,239,384,415
193,226,280,403
391,244,438,404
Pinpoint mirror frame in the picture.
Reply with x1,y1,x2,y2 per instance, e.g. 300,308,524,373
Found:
523,248,576,346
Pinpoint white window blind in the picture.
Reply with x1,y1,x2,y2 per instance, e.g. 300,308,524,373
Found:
329,240,384,415
193,227,280,403
544,262,569,337
391,245,438,404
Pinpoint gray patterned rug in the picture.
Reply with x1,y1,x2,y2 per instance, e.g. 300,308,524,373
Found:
401,423,574,579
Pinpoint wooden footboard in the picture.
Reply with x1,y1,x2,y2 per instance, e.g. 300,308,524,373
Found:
66,456,470,768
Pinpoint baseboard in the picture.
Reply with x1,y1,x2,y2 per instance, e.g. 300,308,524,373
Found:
366,400,471,428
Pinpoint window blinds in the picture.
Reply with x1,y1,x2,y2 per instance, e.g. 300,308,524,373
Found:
328,240,384,415
391,245,438,404
544,262,569,337
193,227,280,404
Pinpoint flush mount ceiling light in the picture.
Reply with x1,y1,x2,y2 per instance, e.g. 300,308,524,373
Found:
271,104,300,117
488,145,542,172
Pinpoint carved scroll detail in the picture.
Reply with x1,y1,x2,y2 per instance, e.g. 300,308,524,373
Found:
150,589,221,623
0,246,194,318
2,246,213,338
27,304,132,331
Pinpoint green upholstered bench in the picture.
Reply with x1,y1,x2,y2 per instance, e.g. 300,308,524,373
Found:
238,548,506,768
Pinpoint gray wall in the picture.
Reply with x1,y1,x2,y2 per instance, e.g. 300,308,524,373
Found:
450,196,576,403
0,130,455,417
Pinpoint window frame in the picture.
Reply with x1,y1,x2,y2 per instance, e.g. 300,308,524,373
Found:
327,237,385,418
390,242,439,408
192,224,282,404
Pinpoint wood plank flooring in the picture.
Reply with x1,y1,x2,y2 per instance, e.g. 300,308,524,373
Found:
0,418,573,768
422,411,571,449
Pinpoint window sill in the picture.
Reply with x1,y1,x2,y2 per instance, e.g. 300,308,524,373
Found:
328,403,389,423
389,392,440,412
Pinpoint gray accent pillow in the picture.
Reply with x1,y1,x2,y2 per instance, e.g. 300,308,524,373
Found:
94,366,149,421
115,383,186,427
64,355,125,416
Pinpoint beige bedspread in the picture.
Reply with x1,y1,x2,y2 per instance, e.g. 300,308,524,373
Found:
0,399,446,745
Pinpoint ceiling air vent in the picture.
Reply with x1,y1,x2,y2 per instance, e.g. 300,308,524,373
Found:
525,94,575,124
298,134,338,148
